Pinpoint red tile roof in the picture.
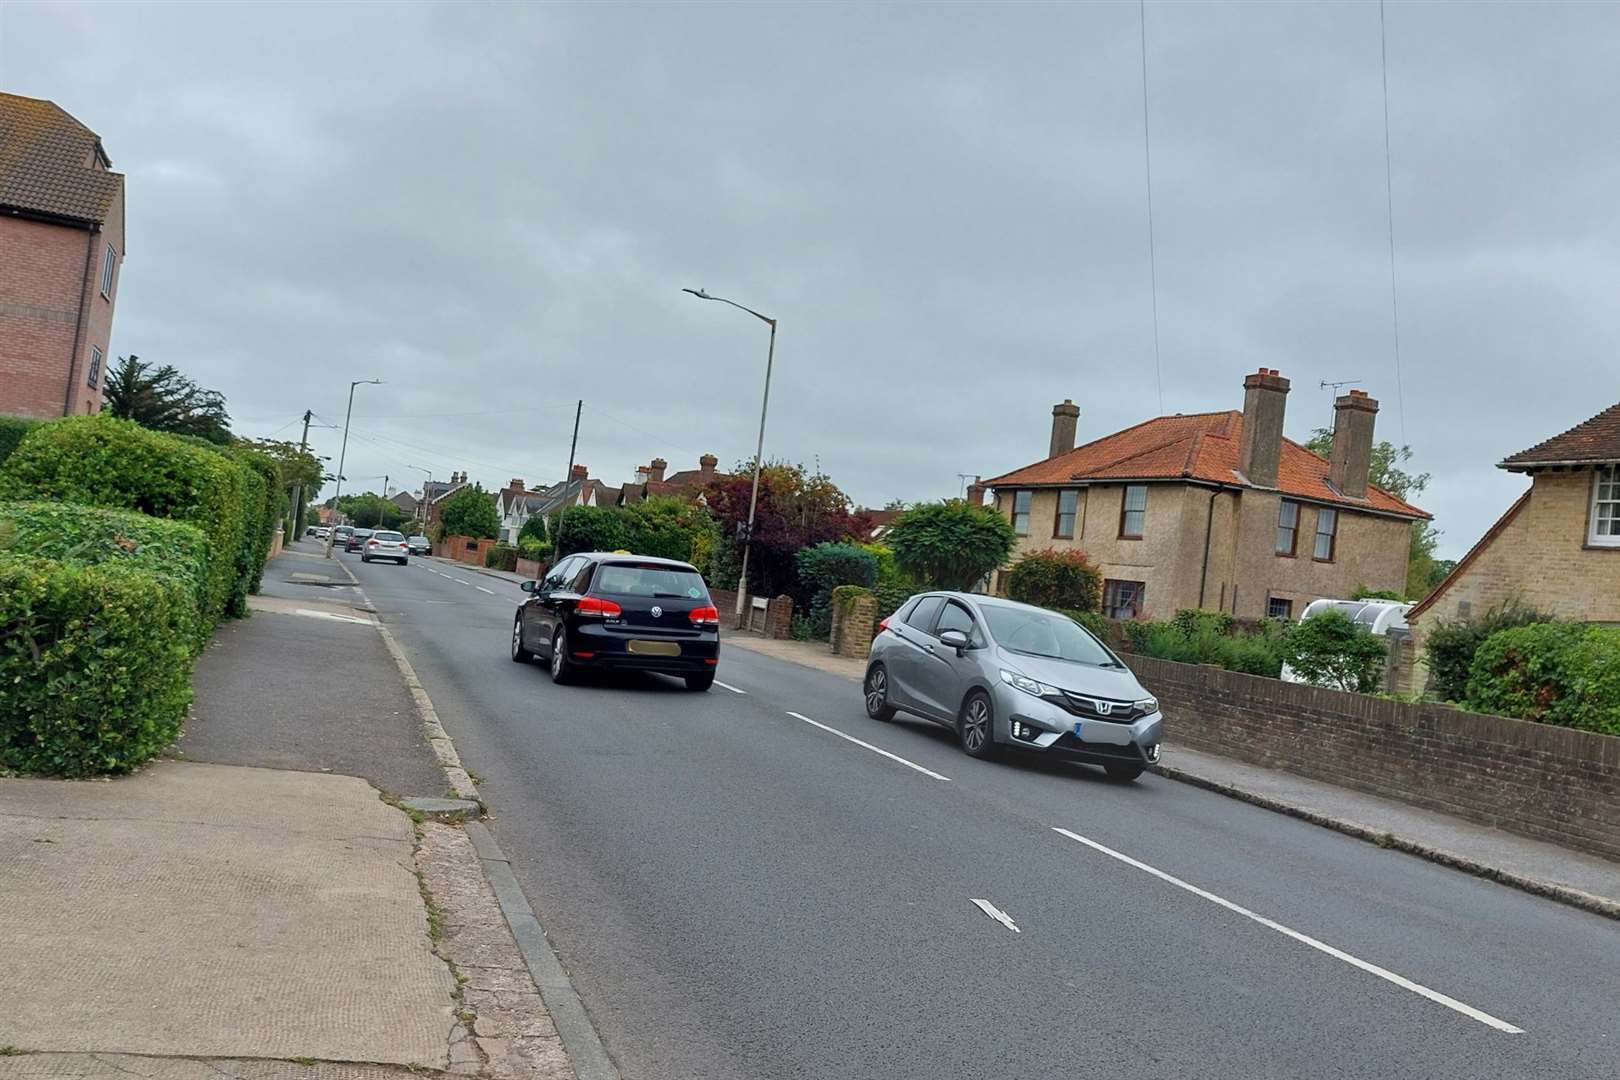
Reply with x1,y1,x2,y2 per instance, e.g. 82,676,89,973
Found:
982,410,1428,519
0,93,122,225
1499,402,1620,470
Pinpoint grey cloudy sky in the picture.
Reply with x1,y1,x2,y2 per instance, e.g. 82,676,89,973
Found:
4,1,1617,556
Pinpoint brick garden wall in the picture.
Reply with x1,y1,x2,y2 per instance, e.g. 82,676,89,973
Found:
710,588,793,638
1130,653,1620,861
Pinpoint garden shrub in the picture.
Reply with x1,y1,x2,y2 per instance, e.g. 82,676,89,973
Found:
485,543,519,572
1006,548,1103,611
887,500,1016,591
555,505,631,557
1423,600,1553,703
1122,616,1287,678
224,446,281,612
625,496,719,564
517,534,550,561
1170,609,1235,637
796,542,879,637
1464,623,1620,734
0,553,195,776
0,501,211,649
0,415,254,629
0,416,41,466
1283,609,1386,692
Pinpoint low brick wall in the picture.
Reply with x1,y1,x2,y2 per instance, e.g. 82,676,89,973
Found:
830,592,876,659
711,588,794,638
433,535,496,566
1129,654,1620,861
515,557,545,580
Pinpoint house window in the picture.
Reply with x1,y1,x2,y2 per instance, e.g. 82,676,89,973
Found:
1276,500,1299,556
100,244,117,298
1118,485,1147,539
1590,466,1620,547
1012,490,1032,536
1267,597,1293,619
1313,507,1338,562
1054,489,1078,538
1103,579,1145,620
86,346,103,388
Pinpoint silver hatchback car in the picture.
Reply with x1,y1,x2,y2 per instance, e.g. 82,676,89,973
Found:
864,592,1163,781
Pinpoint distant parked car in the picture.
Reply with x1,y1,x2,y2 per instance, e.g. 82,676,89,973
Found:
332,526,353,547
315,526,331,540
407,534,431,555
305,525,318,537
363,530,410,565
864,592,1163,781
344,528,374,553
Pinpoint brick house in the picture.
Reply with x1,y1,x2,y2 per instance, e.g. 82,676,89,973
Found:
979,370,1428,620
0,93,126,418
1406,401,1620,647
616,453,725,507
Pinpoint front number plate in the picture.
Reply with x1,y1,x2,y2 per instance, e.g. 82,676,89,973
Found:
628,640,680,657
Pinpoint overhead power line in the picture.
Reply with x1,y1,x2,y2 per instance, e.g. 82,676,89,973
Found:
1139,0,1165,415
1379,0,1408,445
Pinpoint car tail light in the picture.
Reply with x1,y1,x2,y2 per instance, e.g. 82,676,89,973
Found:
576,595,622,618
878,617,890,632
689,605,720,626
367,539,378,546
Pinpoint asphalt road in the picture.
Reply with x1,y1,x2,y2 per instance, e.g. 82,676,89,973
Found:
334,543,1620,1080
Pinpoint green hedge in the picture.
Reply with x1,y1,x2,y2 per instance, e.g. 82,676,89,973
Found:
1124,616,1288,678
225,447,281,611
0,553,195,776
486,543,519,571
1465,622,1620,735
0,415,255,628
1006,549,1103,611
0,416,41,467
1422,600,1552,703
0,501,212,649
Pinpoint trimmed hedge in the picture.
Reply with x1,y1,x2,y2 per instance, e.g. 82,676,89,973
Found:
0,415,254,628
1006,548,1103,612
0,416,41,466
0,501,212,649
486,543,519,571
1465,622,1620,735
225,447,282,611
1422,600,1552,703
0,553,195,776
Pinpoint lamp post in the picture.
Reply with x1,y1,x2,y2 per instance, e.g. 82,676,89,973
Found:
683,287,776,626
323,379,383,559
408,465,433,533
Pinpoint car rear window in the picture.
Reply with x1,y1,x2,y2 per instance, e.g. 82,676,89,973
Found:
592,562,708,600
373,531,404,541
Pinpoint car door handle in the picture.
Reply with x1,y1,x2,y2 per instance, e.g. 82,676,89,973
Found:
922,643,935,654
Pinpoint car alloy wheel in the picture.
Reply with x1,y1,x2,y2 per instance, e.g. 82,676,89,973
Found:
550,627,574,684
511,616,533,663
959,691,996,759
864,664,897,721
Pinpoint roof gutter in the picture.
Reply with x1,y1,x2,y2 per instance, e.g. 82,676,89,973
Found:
1499,459,1620,472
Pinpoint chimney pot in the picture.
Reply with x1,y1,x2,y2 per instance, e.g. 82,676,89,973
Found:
698,453,718,482
1050,399,1081,458
1239,368,1291,487
1329,390,1380,497
965,475,986,507
571,464,588,480
648,458,667,482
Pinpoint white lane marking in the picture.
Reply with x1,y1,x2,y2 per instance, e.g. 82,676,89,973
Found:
713,680,747,694
292,608,373,625
785,712,951,782
452,578,471,586
970,898,1021,933
1050,828,1524,1034
476,586,495,595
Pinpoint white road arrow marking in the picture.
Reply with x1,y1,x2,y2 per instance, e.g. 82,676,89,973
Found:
970,898,1021,933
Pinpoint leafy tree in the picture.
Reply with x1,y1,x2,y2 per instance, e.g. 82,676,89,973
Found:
1006,548,1103,611
625,495,718,563
555,505,631,556
102,354,232,444
702,459,854,600
1283,609,1387,693
339,492,404,531
796,543,879,637
887,500,1017,592
235,437,323,535
518,514,549,543
439,484,499,540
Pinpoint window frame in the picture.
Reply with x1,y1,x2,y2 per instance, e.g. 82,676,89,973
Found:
1267,596,1293,619
86,345,103,388
933,600,981,647
1053,488,1079,539
100,244,117,299
1276,500,1300,557
1313,507,1339,563
1589,465,1620,548
1011,490,1032,536
908,595,945,632
1102,578,1146,620
1118,485,1147,540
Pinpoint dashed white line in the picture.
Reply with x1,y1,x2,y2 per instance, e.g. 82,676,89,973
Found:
452,578,471,586
969,898,1021,933
1050,827,1524,1034
476,586,495,595
713,680,747,694
785,712,951,781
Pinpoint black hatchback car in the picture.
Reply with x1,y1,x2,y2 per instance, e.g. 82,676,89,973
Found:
511,552,721,690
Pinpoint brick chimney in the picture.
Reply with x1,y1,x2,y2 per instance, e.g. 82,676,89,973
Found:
699,453,718,483
571,464,588,481
965,475,985,507
1329,389,1380,497
504,478,526,500
1239,368,1290,488
1050,399,1080,458
648,458,667,482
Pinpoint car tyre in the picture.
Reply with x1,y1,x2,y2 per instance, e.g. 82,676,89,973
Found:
1104,762,1145,783
400,558,409,566
511,616,534,663
684,672,715,692
864,663,897,721
958,690,998,760
360,554,370,563
550,627,576,685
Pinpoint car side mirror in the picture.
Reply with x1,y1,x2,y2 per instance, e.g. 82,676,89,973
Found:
938,629,969,655
520,579,538,594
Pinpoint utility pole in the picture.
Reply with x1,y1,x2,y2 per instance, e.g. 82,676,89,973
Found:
290,409,312,539
552,399,582,556
324,379,382,559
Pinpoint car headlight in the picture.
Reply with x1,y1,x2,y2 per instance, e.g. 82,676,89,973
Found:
999,669,1059,698
1135,697,1159,716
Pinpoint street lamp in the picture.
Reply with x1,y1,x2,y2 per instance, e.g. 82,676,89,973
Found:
407,465,433,533
323,379,383,559
684,287,777,626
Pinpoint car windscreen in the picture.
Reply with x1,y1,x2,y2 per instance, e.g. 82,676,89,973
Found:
981,606,1117,666
408,536,428,543
592,563,708,600
373,531,404,541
